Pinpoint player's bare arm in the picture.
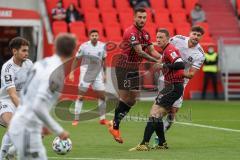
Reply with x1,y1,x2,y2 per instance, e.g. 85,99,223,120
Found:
183,67,199,79
69,57,79,81
133,44,159,62
147,44,162,60
6,87,19,107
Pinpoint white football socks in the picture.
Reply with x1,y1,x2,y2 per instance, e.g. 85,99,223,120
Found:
74,99,83,121
98,99,106,120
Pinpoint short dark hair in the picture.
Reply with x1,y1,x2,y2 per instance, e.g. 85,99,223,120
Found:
134,7,146,15
9,37,30,52
157,28,170,38
191,26,205,35
88,29,99,35
55,33,76,57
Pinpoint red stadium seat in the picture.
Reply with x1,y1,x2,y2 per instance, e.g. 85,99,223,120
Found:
119,12,134,29
62,0,79,9
80,0,96,9
52,21,68,37
101,12,119,26
120,21,133,30
237,0,240,16
157,22,175,36
152,7,170,15
86,22,104,37
115,0,131,10
69,22,87,41
175,22,191,36
151,0,166,8
184,0,198,14
105,26,122,42
155,12,170,24
84,12,100,25
201,35,214,43
167,0,183,9
144,26,157,41
98,0,114,12
171,12,188,24
45,0,59,14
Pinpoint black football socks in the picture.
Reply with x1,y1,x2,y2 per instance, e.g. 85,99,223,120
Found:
141,117,155,145
113,100,131,130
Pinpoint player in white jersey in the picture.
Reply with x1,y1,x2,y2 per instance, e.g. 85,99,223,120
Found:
8,34,76,160
0,37,33,159
69,29,108,126
160,26,205,131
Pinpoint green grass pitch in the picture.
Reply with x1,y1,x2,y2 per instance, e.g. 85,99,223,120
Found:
1,100,240,160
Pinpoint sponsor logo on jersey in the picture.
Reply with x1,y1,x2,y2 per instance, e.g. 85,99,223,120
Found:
188,56,193,62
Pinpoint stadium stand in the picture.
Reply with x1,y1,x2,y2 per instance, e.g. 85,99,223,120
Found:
46,0,220,93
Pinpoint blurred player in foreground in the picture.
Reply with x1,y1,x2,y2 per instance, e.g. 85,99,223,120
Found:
129,28,185,151
69,29,108,126
0,37,33,159
8,34,76,160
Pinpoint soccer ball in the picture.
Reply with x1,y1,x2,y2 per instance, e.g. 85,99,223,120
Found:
52,137,72,155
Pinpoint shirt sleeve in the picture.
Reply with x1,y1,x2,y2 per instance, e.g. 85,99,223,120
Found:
166,49,181,64
169,36,178,46
102,44,107,59
127,32,140,46
193,55,205,69
75,44,84,59
1,66,15,90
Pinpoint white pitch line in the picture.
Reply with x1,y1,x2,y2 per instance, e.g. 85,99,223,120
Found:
176,121,240,133
48,157,152,160
75,110,240,133
105,112,240,133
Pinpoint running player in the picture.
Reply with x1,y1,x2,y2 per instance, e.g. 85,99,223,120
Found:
69,29,108,126
129,28,185,151
107,7,161,144
0,37,33,159
8,34,76,160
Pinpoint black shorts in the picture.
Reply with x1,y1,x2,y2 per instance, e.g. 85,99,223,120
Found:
115,66,140,90
155,83,184,109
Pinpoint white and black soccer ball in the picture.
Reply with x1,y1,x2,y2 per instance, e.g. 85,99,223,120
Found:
52,137,72,155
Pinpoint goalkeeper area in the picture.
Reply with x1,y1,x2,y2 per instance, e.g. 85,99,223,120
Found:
1,100,239,160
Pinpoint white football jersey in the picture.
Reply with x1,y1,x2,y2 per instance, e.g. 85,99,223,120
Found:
0,58,33,100
170,35,205,71
76,41,106,82
13,55,64,133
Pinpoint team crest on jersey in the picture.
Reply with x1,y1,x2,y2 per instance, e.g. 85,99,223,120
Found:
188,56,193,62
4,75,12,84
131,35,136,41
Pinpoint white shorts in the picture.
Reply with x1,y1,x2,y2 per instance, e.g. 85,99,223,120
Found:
9,118,47,160
79,67,105,92
0,99,16,127
158,76,189,108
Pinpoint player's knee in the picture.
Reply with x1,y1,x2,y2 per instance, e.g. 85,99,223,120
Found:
126,100,136,107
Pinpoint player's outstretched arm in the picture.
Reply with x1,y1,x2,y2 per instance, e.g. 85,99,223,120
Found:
7,87,19,107
32,98,67,138
69,58,78,81
133,44,159,62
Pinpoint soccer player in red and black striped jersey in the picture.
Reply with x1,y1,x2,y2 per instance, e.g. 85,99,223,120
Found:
129,28,185,151
108,7,161,143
